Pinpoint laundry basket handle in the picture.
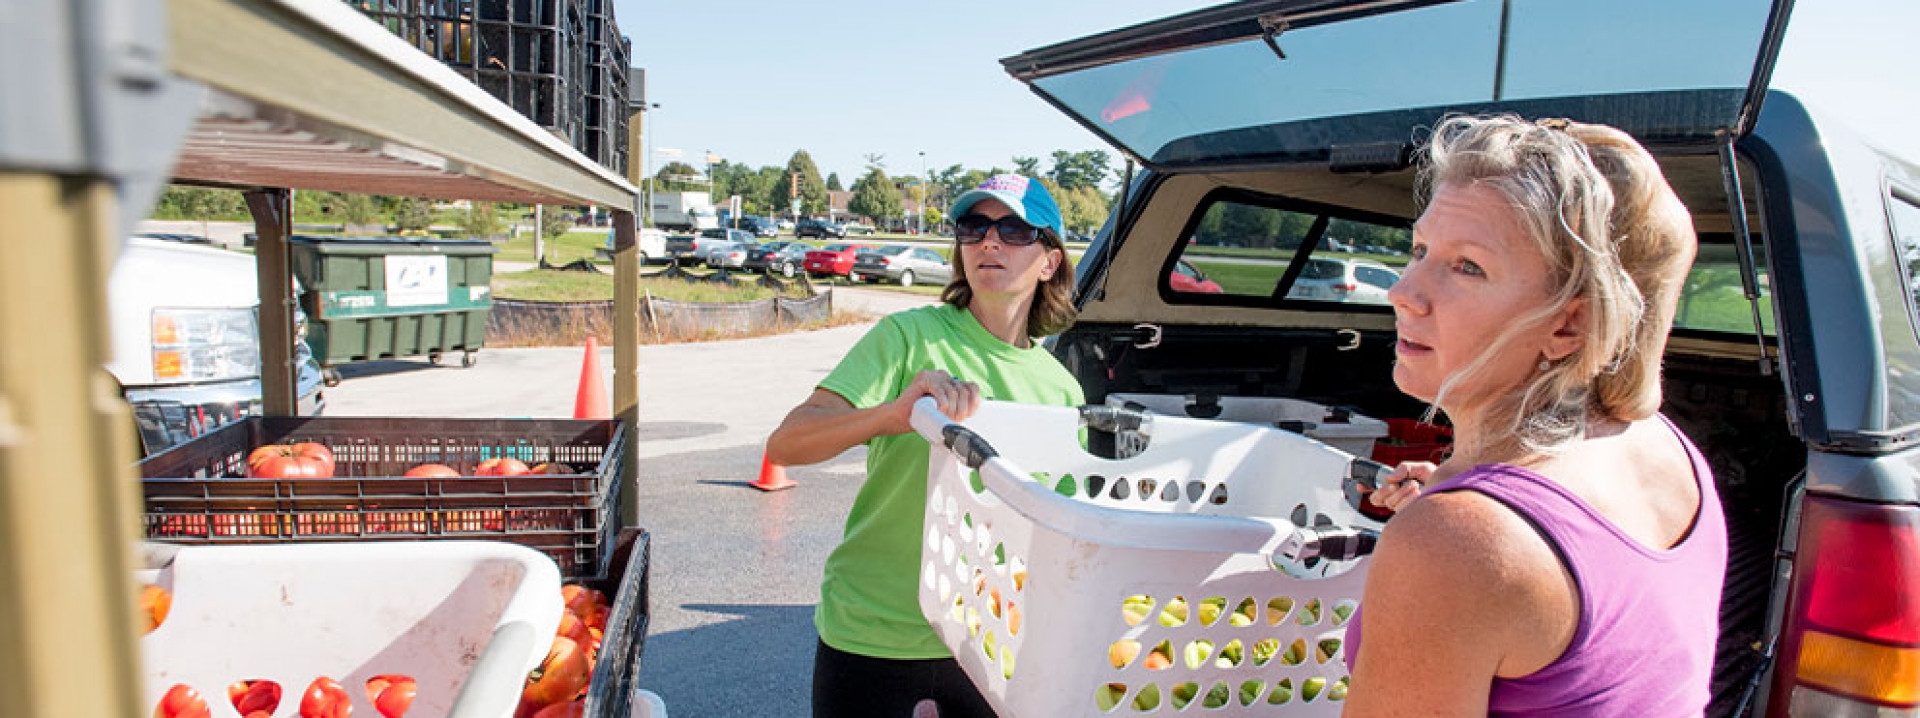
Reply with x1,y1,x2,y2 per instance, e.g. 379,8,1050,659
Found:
910,398,1296,556
910,397,997,468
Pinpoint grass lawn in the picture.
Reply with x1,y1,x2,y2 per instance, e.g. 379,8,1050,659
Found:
491,268,813,302
494,229,611,265
1184,259,1284,296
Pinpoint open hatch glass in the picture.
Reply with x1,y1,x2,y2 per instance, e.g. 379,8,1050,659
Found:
1013,0,1787,169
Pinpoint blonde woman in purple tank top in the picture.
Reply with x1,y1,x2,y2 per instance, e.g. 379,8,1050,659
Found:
1341,115,1728,717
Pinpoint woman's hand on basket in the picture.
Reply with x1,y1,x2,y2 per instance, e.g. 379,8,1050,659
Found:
1370,462,1436,512
891,370,981,430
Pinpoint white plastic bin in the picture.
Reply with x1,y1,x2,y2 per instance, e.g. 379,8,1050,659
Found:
1105,393,1388,458
138,541,564,718
913,399,1387,717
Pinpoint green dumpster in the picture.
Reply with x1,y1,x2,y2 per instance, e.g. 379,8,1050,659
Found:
288,236,495,385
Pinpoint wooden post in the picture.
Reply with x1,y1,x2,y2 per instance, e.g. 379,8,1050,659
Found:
244,189,298,416
0,173,147,718
610,209,641,529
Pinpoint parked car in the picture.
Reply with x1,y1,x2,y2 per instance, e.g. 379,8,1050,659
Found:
851,245,952,287
1168,259,1224,294
796,218,846,239
744,240,812,276
803,242,875,279
704,240,760,270
669,228,753,265
1024,2,1914,715
729,215,778,239
108,237,326,456
842,221,877,236
596,226,669,265
776,219,796,233
1284,257,1400,304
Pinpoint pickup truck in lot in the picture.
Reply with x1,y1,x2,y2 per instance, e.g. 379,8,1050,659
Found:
108,237,325,455
1025,1,1914,715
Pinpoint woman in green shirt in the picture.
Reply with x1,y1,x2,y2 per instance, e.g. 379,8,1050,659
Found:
767,175,1085,718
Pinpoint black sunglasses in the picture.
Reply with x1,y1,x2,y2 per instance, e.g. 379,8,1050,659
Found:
954,214,1048,246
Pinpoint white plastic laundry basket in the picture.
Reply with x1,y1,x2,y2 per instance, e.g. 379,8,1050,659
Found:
914,399,1388,717
1105,393,1389,458
138,541,563,718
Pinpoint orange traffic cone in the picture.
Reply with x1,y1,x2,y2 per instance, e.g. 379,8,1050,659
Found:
574,335,611,419
751,451,796,492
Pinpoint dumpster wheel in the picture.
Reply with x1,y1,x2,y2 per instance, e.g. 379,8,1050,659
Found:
429,351,443,365
462,350,478,368
322,368,342,387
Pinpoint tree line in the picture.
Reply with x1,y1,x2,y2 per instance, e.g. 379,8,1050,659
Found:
656,149,1121,237
151,186,568,242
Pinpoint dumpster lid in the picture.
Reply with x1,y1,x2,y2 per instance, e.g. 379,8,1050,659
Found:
289,235,497,255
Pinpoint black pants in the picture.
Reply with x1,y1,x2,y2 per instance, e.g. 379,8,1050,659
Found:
812,640,998,718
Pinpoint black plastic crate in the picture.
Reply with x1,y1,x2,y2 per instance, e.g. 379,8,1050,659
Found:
583,530,651,718
137,416,628,581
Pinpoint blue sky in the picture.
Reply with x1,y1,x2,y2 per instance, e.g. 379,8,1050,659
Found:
611,0,1198,184
610,0,1919,185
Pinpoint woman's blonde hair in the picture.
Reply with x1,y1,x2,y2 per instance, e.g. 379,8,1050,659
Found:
1415,114,1696,460
940,228,1079,338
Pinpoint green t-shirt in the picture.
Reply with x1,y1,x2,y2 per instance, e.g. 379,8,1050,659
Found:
814,303,1084,659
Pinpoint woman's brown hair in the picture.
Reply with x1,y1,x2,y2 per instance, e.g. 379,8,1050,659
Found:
939,228,1078,338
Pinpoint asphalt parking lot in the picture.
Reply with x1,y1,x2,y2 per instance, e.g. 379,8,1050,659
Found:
325,287,933,717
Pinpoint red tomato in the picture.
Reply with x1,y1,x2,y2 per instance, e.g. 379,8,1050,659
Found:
229,680,281,716
371,678,415,718
290,442,336,476
300,676,352,718
531,701,584,718
402,463,460,478
522,636,591,707
475,458,530,477
154,684,211,718
247,443,336,479
556,610,590,645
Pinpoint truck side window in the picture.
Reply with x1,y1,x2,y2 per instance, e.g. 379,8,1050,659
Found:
1890,191,1920,321
1672,234,1776,336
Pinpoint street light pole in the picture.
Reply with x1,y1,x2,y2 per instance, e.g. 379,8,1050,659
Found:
640,102,659,228
918,150,928,236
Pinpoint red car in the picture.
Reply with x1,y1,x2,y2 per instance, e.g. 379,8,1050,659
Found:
1170,259,1224,294
803,242,876,278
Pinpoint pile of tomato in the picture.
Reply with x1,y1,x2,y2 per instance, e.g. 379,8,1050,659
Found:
514,583,613,718
143,579,618,717
150,676,412,718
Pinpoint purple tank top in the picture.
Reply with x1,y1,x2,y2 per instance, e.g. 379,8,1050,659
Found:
1343,416,1727,716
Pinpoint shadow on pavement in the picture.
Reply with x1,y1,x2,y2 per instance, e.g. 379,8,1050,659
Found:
639,603,819,718
332,358,445,380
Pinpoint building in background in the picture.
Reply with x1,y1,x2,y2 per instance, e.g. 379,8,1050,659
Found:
345,0,630,174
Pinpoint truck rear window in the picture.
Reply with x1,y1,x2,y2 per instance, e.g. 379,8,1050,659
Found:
1166,193,1408,308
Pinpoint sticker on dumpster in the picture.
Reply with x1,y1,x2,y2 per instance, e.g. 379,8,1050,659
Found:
469,286,490,302
385,255,449,307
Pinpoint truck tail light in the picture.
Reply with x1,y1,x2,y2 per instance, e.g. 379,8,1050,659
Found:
1334,283,1357,293
1770,495,1920,715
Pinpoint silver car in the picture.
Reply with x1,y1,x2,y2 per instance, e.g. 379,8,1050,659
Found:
851,245,952,287
1286,257,1400,304
704,240,759,270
